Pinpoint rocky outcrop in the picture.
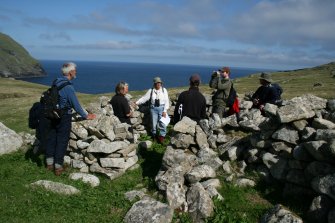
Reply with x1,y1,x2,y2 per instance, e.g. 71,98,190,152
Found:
124,197,174,223
0,122,23,155
30,180,80,195
0,33,46,78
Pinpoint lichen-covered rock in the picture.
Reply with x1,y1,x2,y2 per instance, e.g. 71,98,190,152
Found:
186,182,214,223
30,180,80,195
0,122,23,155
260,204,303,223
124,198,173,223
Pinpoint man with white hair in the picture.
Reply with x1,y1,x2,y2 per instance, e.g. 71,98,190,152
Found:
45,62,95,176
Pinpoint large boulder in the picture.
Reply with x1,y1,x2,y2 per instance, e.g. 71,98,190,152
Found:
0,122,23,155
30,180,80,195
186,182,214,223
277,104,315,123
124,198,173,223
260,204,303,223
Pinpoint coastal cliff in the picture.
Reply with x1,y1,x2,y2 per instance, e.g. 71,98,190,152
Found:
0,33,46,78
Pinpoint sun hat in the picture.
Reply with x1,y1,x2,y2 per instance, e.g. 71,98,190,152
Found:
189,73,201,83
219,67,230,73
153,77,162,84
259,72,273,83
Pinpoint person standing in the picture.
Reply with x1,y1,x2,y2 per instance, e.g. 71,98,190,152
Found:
45,62,96,176
252,72,280,112
173,74,207,123
209,67,233,118
110,82,132,125
136,77,169,143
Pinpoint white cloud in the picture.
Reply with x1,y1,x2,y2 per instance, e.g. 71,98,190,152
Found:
6,0,334,69
39,32,72,41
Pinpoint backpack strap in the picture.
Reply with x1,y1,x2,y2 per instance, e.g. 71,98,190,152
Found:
149,88,154,105
52,79,72,91
57,81,71,91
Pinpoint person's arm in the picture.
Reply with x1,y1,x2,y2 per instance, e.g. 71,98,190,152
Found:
122,97,132,117
200,97,207,119
65,85,88,118
173,93,184,123
217,78,231,91
163,88,169,113
136,89,152,105
209,76,219,89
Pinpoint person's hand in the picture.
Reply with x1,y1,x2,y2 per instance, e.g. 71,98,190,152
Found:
127,111,133,118
86,113,96,120
253,98,259,106
131,102,138,108
259,104,265,111
162,112,167,118
212,71,220,78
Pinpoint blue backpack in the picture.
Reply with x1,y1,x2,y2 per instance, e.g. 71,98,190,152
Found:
271,83,283,100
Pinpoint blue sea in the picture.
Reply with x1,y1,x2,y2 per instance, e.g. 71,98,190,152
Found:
20,60,272,94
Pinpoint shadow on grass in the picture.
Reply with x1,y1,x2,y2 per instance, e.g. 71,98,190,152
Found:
137,136,169,190
255,178,314,220
24,146,44,167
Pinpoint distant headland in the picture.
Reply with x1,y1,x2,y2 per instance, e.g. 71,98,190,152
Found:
0,33,46,78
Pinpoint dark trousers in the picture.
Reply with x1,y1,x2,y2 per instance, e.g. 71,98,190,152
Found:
45,114,72,166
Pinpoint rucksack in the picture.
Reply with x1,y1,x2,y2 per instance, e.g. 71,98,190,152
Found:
226,84,237,107
271,83,283,99
40,80,71,119
28,102,42,129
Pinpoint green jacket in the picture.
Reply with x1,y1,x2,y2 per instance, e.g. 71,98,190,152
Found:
209,76,232,101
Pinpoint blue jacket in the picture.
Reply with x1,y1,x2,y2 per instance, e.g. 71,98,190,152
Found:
54,77,87,118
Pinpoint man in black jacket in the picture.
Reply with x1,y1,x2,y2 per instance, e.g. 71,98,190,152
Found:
252,72,280,112
174,74,207,123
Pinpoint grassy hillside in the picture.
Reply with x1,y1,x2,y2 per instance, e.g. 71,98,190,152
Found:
0,33,45,77
0,61,334,222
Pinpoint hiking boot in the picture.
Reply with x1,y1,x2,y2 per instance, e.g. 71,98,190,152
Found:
46,165,54,171
54,167,65,176
158,136,165,144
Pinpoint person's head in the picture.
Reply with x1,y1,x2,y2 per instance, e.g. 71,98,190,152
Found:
259,72,272,85
115,82,129,95
61,62,77,80
153,77,162,90
219,67,230,79
189,73,201,87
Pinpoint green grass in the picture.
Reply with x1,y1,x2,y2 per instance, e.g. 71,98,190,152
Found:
1,61,334,222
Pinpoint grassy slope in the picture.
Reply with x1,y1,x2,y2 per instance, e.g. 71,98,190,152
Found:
0,61,334,222
0,33,40,73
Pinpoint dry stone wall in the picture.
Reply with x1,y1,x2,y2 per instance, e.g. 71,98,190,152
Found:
157,94,335,223
62,96,146,180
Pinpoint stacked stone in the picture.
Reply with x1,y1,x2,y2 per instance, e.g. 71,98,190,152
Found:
155,116,224,222
63,96,144,180
154,93,335,222
227,94,335,223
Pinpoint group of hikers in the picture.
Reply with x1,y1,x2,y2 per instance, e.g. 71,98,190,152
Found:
33,62,282,176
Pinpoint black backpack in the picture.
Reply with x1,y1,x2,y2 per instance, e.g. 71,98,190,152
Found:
40,80,71,119
28,102,42,129
226,84,237,107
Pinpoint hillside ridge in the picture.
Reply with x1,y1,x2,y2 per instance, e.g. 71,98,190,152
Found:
0,32,46,78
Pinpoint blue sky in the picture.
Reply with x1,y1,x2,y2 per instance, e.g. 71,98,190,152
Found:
1,0,334,69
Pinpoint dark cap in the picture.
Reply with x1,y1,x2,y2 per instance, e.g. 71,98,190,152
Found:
190,73,201,83
219,67,230,73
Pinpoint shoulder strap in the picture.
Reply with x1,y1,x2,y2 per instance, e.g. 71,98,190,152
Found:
57,81,71,91
149,88,154,103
